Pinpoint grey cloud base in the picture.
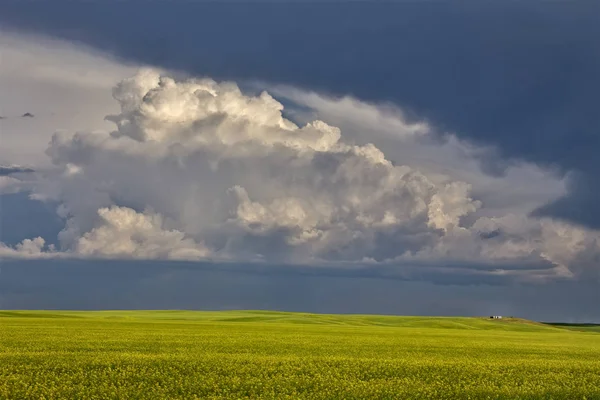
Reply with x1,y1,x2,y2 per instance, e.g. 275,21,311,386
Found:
1,259,599,323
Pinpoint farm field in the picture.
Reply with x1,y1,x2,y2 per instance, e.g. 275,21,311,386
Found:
1,310,600,399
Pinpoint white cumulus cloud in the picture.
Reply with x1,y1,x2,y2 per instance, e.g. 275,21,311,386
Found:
2,63,599,282
74,206,209,260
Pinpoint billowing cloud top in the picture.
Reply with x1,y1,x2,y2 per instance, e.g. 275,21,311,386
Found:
2,69,599,283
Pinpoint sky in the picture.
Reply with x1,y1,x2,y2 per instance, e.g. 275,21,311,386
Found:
0,1,599,321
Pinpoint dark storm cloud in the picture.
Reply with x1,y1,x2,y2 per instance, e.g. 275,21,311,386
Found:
2,1,600,227
532,172,600,228
1,259,599,322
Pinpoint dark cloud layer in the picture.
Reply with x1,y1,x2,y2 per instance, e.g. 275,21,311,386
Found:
0,166,34,176
2,1,600,227
1,259,599,322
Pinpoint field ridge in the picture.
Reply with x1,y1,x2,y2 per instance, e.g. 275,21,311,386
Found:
0,310,586,332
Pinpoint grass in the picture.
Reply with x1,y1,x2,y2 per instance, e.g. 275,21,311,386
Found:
545,322,600,333
1,310,599,399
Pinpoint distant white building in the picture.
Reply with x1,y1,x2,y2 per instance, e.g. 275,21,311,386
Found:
490,315,503,319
